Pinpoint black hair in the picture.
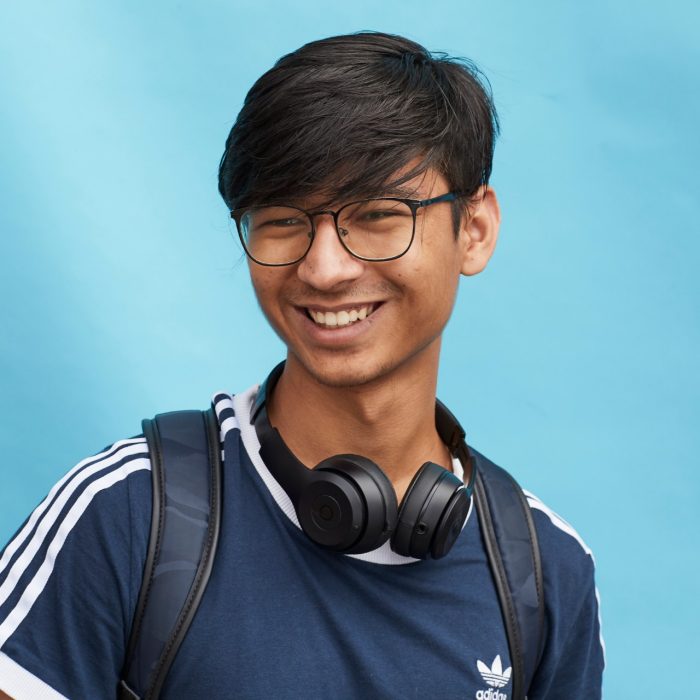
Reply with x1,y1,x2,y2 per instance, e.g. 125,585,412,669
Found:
218,31,499,233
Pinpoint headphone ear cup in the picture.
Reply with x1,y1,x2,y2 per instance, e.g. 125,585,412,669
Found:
393,462,468,559
298,454,398,555
429,488,471,560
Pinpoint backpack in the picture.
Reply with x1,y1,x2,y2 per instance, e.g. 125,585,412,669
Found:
118,408,545,700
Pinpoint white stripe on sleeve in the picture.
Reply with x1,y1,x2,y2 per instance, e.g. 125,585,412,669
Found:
0,442,149,609
0,458,151,648
0,438,147,577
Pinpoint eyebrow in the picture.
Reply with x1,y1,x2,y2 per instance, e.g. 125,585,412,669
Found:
385,186,420,198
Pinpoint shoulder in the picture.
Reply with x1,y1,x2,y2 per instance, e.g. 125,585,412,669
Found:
474,448,596,579
522,487,597,584
0,435,154,698
0,434,153,585
473,449,601,624
0,390,240,699
0,434,155,613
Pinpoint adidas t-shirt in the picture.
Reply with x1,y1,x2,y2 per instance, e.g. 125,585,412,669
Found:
0,384,604,699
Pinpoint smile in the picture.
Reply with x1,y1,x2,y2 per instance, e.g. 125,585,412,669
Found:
305,304,377,328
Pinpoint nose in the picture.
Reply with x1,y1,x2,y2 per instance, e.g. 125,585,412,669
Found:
296,214,365,290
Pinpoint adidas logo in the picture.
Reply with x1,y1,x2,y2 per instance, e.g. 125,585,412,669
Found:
475,655,512,700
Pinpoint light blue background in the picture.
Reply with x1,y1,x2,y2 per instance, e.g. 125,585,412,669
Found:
1,2,698,696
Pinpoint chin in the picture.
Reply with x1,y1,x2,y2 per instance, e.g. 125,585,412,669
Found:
292,352,397,389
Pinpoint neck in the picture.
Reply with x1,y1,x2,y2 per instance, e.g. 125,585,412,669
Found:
266,348,453,502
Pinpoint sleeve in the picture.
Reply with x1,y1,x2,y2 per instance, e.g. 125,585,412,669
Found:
525,499,605,700
0,437,152,700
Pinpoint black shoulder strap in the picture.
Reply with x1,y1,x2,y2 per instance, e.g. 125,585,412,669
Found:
472,449,545,700
118,408,222,700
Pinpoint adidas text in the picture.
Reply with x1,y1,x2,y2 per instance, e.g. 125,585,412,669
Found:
475,689,508,700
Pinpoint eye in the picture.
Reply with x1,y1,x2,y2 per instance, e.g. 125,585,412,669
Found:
264,217,305,227
361,209,398,220
245,206,308,231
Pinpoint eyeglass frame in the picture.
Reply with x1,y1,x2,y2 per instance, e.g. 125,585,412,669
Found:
230,191,466,267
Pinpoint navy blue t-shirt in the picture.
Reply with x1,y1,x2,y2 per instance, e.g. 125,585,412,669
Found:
0,385,604,699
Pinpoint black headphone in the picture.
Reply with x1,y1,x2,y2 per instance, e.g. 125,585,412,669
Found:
251,363,476,560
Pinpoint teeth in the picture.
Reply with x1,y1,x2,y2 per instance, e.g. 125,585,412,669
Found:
309,305,375,328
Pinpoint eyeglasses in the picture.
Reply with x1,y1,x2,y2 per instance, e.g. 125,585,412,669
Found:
230,192,464,267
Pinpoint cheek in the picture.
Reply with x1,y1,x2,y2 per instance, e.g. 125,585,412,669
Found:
395,267,460,338
399,236,462,301
250,263,279,297
410,219,463,273
249,270,283,321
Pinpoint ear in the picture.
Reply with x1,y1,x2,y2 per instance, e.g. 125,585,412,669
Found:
459,186,501,276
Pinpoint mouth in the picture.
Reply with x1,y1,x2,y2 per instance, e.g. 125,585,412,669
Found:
303,303,379,329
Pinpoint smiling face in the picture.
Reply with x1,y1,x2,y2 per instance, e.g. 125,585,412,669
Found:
247,165,500,389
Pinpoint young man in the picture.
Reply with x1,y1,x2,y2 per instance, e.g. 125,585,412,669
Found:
0,32,604,699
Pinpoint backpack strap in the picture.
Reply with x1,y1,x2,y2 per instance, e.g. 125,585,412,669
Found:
472,449,545,700
119,407,222,700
